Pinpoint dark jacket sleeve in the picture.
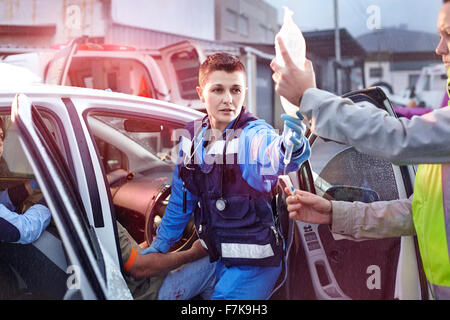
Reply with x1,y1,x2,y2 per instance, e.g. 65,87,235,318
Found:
7,183,29,210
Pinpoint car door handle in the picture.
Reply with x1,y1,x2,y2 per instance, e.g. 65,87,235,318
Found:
296,220,351,300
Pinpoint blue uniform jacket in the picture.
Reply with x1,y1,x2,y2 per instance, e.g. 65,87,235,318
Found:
0,189,51,244
151,118,310,253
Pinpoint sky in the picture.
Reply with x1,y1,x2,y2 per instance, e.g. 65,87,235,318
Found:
264,0,442,38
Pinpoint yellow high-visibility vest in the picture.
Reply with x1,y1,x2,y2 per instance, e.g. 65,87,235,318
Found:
412,164,450,299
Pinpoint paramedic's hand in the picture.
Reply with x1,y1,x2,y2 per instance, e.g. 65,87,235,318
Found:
286,189,332,224
270,37,316,106
140,245,160,255
281,110,306,152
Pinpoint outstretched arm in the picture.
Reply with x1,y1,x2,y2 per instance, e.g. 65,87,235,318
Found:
271,37,450,165
286,189,415,240
126,239,208,279
286,189,332,224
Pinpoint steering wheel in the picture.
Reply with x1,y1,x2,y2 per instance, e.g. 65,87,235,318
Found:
144,184,197,252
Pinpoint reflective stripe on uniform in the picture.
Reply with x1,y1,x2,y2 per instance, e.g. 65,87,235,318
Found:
181,137,192,156
206,138,240,155
221,243,274,259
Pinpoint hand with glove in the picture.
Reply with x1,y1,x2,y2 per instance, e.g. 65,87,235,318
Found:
140,245,160,255
281,110,306,153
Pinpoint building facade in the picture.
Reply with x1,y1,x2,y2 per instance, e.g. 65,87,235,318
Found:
357,27,441,95
215,0,278,44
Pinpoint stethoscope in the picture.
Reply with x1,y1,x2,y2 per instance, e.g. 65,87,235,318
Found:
183,109,244,212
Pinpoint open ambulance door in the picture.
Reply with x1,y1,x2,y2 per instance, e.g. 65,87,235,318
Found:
158,41,206,109
44,36,86,86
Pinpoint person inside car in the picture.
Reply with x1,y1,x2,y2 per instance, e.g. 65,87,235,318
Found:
142,52,310,300
117,221,216,300
0,117,50,245
271,0,450,300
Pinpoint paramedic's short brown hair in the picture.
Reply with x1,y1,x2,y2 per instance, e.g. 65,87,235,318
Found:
198,53,246,87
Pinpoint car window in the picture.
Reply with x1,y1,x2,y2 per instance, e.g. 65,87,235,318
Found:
310,138,400,202
86,113,184,176
1,116,34,177
0,113,59,184
94,136,129,174
85,111,186,245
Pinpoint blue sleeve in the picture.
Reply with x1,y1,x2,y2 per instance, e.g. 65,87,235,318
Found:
150,165,198,253
0,203,51,244
238,120,311,193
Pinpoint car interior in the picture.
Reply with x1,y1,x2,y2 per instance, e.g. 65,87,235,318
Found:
86,112,194,247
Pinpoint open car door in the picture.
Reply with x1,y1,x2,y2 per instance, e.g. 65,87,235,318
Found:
158,41,206,109
44,36,86,85
288,87,428,300
11,93,132,300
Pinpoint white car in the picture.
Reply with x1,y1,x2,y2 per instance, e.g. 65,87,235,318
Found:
0,85,425,300
1,85,203,299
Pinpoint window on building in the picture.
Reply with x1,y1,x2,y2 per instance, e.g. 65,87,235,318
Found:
369,67,383,78
266,28,275,42
259,25,274,42
225,9,238,31
408,74,420,88
259,24,267,42
238,15,249,37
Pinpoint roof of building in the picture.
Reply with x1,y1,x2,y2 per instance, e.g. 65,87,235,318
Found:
303,28,366,59
242,28,366,60
356,28,440,53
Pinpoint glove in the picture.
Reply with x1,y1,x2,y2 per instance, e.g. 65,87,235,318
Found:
29,179,39,190
140,245,160,255
281,110,306,152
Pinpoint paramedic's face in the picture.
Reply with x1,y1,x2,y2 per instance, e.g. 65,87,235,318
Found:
436,3,450,71
197,70,246,132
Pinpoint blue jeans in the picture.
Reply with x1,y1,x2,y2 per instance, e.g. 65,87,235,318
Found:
157,256,216,300
212,260,282,300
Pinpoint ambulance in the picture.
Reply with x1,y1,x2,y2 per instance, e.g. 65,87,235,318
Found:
5,36,206,109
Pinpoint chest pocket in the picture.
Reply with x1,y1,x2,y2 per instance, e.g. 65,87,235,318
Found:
209,195,259,230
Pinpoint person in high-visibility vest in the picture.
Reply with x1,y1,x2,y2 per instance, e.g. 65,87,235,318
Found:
271,0,450,300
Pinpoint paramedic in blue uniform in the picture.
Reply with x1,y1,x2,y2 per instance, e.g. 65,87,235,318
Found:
0,117,50,244
142,53,310,299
